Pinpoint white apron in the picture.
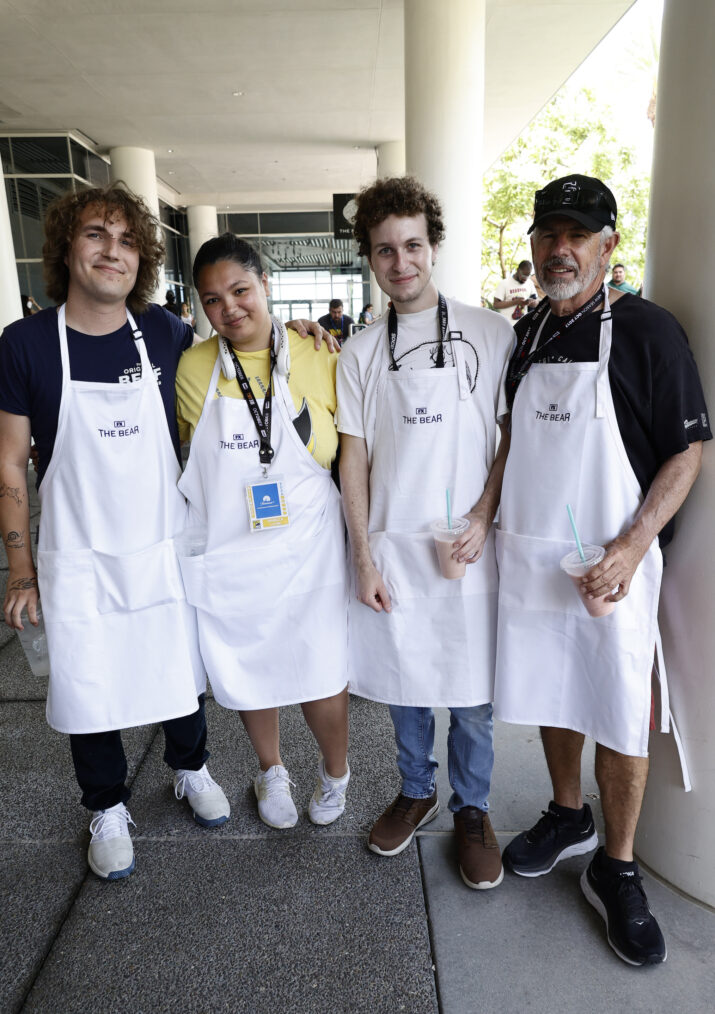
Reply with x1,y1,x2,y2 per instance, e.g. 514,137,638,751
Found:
38,306,205,734
495,290,679,764
348,314,499,707
177,325,348,710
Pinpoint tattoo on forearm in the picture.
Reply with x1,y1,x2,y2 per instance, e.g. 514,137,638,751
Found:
0,484,23,506
9,577,37,590
5,530,25,550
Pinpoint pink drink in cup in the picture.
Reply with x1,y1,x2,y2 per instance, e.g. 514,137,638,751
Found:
431,517,469,579
559,544,615,618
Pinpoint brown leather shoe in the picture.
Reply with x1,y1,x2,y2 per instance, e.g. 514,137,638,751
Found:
454,807,504,890
368,790,440,856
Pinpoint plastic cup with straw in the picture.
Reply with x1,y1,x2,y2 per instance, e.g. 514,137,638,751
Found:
560,503,615,617
431,488,468,579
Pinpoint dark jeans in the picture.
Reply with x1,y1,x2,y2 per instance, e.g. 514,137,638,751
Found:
69,694,209,811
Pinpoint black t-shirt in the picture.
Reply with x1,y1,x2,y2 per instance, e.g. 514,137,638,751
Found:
0,304,193,485
318,313,354,345
510,293,711,547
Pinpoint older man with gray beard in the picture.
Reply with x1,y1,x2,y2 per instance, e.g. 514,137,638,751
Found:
493,174,710,966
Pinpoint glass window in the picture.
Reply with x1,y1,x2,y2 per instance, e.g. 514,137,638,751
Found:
11,136,71,174
260,212,331,234
15,262,47,308
69,140,89,181
0,138,11,173
86,152,110,186
227,213,259,235
16,177,73,259
5,178,24,257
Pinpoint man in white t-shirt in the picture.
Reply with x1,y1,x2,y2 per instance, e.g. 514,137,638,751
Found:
492,261,538,324
337,176,513,890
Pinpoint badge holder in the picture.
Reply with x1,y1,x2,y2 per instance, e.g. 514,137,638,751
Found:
246,474,290,531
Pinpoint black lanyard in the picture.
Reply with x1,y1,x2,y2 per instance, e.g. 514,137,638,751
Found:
505,286,605,410
227,339,276,469
387,292,449,370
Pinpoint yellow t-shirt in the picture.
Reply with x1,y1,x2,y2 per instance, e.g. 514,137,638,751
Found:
176,330,338,470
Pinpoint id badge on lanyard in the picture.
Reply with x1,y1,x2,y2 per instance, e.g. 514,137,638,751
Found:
223,335,291,532
245,474,289,531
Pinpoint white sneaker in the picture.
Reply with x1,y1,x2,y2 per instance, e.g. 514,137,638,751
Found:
88,802,136,880
253,764,298,829
174,764,230,828
308,758,350,826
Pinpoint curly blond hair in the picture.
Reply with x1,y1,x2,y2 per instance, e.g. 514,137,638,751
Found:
43,182,165,315
352,176,446,257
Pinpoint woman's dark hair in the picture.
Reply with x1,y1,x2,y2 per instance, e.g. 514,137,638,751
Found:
42,182,164,315
193,233,264,289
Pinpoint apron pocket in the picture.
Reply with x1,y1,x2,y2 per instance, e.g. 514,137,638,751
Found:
496,529,585,615
37,548,97,621
94,539,185,614
177,552,207,608
369,528,497,603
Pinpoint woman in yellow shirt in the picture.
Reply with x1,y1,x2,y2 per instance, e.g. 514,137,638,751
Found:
176,234,349,829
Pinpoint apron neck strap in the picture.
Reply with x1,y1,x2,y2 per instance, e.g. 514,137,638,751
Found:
596,285,612,419
58,303,152,384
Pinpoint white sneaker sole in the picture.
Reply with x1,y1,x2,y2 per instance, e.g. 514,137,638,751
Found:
308,803,345,826
368,800,440,857
460,864,505,891
509,830,599,877
580,868,668,966
88,853,135,881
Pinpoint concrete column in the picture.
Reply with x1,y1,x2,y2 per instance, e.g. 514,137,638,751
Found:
371,141,408,314
187,205,219,340
376,141,406,180
109,146,160,217
109,146,165,303
636,0,715,906
404,0,485,305
0,174,22,329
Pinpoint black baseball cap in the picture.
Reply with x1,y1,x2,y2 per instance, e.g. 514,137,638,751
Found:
528,174,617,233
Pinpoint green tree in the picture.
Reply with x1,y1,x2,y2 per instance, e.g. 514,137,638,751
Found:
482,88,650,300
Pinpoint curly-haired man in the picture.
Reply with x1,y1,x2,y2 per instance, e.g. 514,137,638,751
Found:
0,183,230,880
338,176,514,888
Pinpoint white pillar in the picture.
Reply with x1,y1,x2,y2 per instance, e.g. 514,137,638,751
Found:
187,205,219,340
372,142,408,314
109,146,165,303
0,173,22,329
109,146,160,217
636,0,715,906
376,141,406,180
404,0,485,305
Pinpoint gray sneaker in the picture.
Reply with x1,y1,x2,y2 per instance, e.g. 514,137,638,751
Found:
174,764,230,828
88,802,136,880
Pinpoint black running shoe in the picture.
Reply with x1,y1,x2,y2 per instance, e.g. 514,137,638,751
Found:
581,847,666,966
503,801,598,877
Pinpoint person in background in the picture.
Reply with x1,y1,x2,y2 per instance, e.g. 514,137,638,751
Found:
180,301,195,328
318,299,354,346
175,233,350,831
163,289,180,316
609,263,639,295
359,304,375,325
492,261,538,324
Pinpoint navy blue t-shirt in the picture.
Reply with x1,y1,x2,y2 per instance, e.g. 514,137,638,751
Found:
0,304,193,485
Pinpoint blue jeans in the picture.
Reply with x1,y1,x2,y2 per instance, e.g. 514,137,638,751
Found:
388,704,494,813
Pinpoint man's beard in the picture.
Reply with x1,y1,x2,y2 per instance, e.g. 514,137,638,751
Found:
536,254,602,302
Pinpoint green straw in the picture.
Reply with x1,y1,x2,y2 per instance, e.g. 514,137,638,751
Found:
566,503,586,563
446,489,453,531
